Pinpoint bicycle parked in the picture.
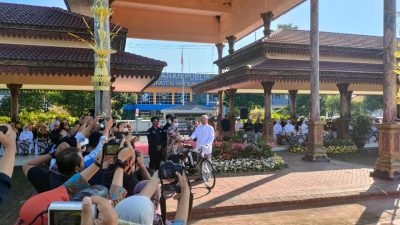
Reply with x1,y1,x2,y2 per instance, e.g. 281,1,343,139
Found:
179,143,216,190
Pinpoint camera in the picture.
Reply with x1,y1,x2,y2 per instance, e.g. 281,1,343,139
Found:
159,161,183,180
48,202,97,225
70,185,109,201
103,142,120,155
98,117,109,131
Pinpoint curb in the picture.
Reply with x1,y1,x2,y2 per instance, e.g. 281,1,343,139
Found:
167,190,400,219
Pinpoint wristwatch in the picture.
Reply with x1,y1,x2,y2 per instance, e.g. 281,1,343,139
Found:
115,159,126,169
94,160,102,168
50,151,56,159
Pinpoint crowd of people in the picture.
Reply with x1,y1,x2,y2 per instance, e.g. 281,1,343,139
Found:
0,114,216,225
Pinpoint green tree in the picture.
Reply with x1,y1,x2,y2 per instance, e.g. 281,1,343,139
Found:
324,95,340,117
362,95,383,113
277,23,298,30
295,94,311,117
48,91,94,117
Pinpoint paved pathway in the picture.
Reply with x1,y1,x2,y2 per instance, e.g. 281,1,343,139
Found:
191,196,400,225
166,151,400,218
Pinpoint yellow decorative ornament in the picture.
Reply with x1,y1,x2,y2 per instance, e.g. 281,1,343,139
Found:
68,0,120,91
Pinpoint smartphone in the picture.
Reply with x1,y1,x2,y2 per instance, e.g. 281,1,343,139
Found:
104,144,120,155
48,202,97,225
0,125,8,134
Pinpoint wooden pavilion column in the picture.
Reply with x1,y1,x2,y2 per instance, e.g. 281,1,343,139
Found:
372,0,400,180
217,91,224,123
337,83,352,139
225,89,237,135
6,84,22,122
226,36,236,55
302,0,329,162
215,43,225,74
261,11,274,37
288,90,298,120
262,82,275,143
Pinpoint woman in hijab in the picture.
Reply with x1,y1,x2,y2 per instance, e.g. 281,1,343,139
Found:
115,171,189,225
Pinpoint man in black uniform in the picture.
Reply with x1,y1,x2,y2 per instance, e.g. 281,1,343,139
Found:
146,116,162,170
161,114,173,161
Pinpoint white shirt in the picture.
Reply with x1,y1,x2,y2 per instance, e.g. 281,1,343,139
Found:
284,124,295,134
273,123,283,136
190,124,215,155
300,123,308,135
19,130,33,141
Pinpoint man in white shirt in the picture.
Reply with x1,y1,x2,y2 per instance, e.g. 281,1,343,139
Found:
300,118,309,136
18,126,33,155
190,115,215,157
273,120,283,138
283,119,296,134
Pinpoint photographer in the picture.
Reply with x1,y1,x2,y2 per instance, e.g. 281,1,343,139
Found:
89,133,151,197
0,124,17,202
23,138,82,193
16,145,124,225
115,170,190,225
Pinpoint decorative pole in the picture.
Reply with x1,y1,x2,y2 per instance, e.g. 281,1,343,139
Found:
302,0,329,162
372,0,400,180
93,0,113,117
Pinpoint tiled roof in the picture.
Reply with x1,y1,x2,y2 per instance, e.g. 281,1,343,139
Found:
193,59,383,93
0,2,125,31
266,29,382,50
265,29,383,49
0,2,126,41
253,59,383,74
0,44,166,66
0,44,166,78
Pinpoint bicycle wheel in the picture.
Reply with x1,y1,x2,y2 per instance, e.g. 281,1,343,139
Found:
200,159,216,189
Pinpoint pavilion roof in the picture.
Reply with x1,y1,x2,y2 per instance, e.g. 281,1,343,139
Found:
192,59,383,93
0,2,127,42
0,44,166,78
216,29,384,68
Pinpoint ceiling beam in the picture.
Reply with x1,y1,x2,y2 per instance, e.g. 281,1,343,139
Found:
114,0,232,15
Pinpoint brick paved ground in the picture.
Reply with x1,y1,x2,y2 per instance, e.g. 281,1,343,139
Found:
191,196,400,225
166,151,400,219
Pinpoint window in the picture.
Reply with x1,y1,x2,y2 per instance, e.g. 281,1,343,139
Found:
174,93,190,104
156,93,172,104
137,92,154,104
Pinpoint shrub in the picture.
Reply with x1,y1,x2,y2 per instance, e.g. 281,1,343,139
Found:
18,109,77,126
0,116,11,124
350,113,372,149
213,155,287,173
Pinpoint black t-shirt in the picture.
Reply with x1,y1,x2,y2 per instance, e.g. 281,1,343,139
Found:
147,127,162,150
27,167,70,193
0,173,11,202
254,123,263,133
243,123,253,132
221,119,230,132
89,165,142,197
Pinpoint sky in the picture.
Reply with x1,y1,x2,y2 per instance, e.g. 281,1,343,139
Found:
3,0,400,73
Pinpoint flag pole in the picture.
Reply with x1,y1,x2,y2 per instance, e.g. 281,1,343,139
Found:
181,46,185,105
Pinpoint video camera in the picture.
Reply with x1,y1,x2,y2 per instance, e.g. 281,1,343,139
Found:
159,161,184,193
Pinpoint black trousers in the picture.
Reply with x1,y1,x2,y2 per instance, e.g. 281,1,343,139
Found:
149,147,162,171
